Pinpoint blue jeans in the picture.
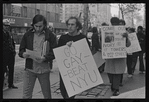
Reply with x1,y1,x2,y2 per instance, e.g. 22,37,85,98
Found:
23,70,51,99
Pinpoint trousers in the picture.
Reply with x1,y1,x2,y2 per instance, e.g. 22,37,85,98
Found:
127,55,133,74
23,70,51,99
7,54,15,86
132,51,145,72
107,73,121,90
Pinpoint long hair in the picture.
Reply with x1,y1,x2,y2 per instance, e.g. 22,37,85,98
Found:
66,16,82,31
31,14,47,30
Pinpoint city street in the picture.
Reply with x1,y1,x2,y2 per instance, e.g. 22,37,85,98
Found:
3,45,145,99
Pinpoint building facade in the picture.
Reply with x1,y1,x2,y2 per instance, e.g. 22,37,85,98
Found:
89,4,111,27
3,3,67,43
61,4,84,23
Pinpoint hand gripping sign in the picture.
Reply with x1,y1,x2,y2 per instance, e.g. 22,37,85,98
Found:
53,38,103,97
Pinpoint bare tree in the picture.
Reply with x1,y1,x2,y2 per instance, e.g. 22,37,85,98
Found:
118,3,143,26
118,3,143,19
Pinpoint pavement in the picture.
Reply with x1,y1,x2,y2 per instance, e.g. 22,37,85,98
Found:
3,45,146,99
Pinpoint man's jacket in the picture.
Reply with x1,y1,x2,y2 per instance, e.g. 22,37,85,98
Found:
18,28,57,70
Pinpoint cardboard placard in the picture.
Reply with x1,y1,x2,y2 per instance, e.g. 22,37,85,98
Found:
101,26,127,59
53,38,103,97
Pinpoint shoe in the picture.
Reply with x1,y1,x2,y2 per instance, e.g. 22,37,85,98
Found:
8,85,18,89
119,83,123,87
128,74,133,78
113,90,120,96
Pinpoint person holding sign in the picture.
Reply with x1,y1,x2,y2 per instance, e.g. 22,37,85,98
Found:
57,16,90,99
126,28,136,78
18,14,57,99
104,17,131,96
131,26,145,74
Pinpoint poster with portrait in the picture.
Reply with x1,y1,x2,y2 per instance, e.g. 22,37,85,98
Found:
101,26,127,59
126,33,141,53
53,38,103,97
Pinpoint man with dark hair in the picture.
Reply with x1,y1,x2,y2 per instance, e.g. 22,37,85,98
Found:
19,14,57,99
58,16,90,99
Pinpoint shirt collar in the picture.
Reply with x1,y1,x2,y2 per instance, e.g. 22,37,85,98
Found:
31,29,46,34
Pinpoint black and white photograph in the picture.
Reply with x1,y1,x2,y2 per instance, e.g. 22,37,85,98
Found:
2,3,145,100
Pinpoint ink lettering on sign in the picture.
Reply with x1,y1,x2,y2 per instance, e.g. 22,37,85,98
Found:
53,38,103,97
101,26,127,59
126,33,141,53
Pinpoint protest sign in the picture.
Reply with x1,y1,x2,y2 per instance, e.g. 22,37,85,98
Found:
126,33,141,53
53,38,103,97
93,51,105,68
101,26,127,59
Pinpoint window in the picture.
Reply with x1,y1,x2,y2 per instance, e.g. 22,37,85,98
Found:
22,6,27,17
3,4,11,16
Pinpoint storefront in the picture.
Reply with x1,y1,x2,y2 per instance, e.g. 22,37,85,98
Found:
3,16,32,43
3,16,32,34
53,22,68,35
3,16,68,43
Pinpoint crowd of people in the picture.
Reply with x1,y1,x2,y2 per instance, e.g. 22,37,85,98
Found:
91,17,145,96
3,14,145,99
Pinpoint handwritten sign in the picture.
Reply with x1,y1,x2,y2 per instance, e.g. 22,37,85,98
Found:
53,38,103,97
101,26,127,59
126,33,141,53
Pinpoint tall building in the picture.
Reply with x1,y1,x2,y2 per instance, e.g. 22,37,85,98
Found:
89,3,111,27
3,3,67,43
61,4,84,23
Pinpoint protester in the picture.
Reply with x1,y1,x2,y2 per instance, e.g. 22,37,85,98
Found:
3,19,17,89
104,17,131,96
131,26,145,74
5,19,18,89
91,26,104,73
57,16,90,99
18,14,57,99
126,28,136,78
91,27,100,54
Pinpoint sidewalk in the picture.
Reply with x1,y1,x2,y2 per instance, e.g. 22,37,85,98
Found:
3,53,146,99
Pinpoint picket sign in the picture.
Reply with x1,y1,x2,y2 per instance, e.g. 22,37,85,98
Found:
53,38,103,97
126,33,141,53
101,26,127,59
